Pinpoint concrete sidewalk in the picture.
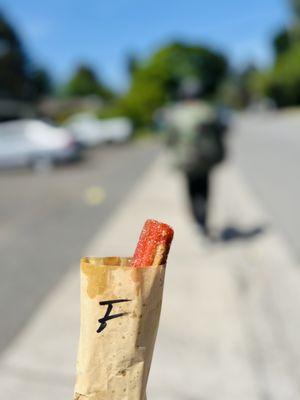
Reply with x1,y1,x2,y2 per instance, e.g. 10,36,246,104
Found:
1,154,300,399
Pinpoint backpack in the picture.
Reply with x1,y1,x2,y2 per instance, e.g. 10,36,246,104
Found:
176,120,225,175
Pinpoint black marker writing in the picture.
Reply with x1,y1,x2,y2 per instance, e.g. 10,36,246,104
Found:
97,299,131,333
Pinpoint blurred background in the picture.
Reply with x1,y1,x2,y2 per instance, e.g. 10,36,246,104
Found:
1,0,300,399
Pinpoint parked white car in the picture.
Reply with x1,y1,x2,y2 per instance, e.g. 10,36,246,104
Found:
0,119,80,170
65,113,132,147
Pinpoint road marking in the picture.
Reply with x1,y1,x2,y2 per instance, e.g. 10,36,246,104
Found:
83,186,106,206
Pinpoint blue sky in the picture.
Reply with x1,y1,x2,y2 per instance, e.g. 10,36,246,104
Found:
0,0,291,90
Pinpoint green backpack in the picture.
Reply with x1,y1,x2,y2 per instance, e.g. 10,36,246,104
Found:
176,121,225,175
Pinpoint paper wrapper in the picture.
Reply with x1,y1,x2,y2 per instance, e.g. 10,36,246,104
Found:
73,257,166,400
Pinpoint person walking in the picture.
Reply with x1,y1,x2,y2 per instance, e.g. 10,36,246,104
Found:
165,79,228,237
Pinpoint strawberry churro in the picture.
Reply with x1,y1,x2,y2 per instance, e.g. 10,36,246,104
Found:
131,219,174,268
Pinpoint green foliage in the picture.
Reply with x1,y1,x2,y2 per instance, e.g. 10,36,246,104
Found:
0,12,32,99
0,12,52,101
250,44,300,107
137,42,227,98
291,0,300,20
273,29,292,57
248,70,272,97
31,68,52,98
63,65,113,99
267,43,300,106
218,65,259,109
290,1,300,39
105,42,227,126
127,53,139,76
218,78,250,109
244,0,300,108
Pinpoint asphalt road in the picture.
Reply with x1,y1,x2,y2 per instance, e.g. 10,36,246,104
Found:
0,141,160,354
231,111,300,259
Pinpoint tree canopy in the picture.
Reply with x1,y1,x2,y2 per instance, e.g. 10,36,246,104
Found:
291,0,300,21
107,42,228,126
133,42,227,97
63,65,113,99
266,43,300,106
246,0,300,108
273,29,292,57
0,12,52,101
0,11,32,99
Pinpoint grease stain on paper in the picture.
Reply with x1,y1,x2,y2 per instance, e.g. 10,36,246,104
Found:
81,260,111,298
81,257,133,298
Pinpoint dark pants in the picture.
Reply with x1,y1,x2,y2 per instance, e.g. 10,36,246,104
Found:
186,173,210,235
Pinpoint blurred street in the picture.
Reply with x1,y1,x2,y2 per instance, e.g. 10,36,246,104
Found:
233,112,300,258
0,112,300,399
0,142,159,353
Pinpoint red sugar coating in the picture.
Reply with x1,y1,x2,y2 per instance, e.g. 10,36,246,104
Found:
131,219,174,268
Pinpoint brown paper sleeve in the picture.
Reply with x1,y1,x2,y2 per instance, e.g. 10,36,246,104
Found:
73,257,166,400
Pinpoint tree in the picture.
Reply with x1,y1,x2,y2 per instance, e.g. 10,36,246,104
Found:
64,65,113,99
0,11,33,99
0,12,52,101
273,29,292,57
243,0,300,108
291,0,300,21
266,43,300,106
127,53,139,76
289,0,300,41
138,42,227,99
115,42,228,126
31,67,52,98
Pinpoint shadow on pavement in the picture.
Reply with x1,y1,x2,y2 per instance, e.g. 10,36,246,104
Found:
217,224,267,242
